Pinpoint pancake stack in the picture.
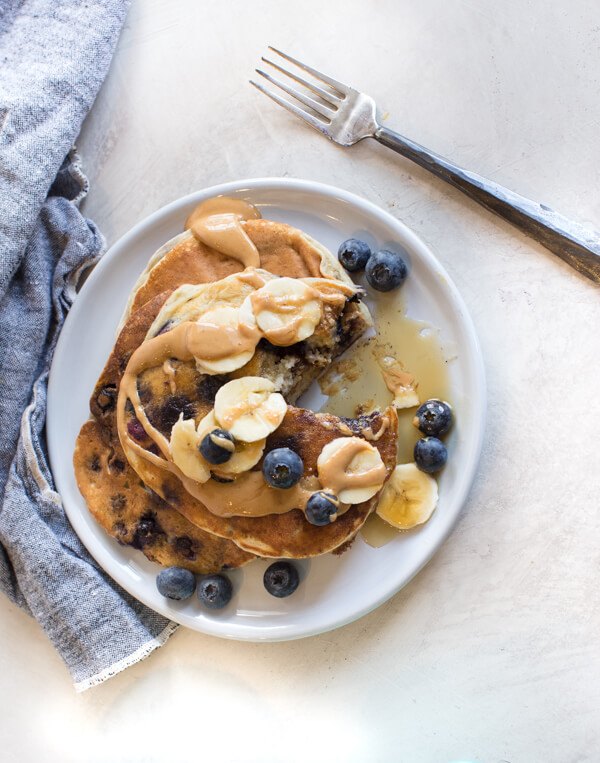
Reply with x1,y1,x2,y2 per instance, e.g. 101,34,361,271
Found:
74,199,399,573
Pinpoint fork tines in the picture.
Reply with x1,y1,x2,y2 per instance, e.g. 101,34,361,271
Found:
250,46,349,132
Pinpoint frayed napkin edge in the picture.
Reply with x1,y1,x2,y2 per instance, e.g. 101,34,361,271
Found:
73,620,179,693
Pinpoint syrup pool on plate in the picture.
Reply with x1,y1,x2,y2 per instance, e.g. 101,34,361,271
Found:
319,288,454,547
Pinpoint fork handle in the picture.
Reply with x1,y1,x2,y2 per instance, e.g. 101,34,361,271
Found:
374,125,600,283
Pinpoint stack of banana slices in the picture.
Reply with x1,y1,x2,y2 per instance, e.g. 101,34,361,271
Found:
169,376,286,484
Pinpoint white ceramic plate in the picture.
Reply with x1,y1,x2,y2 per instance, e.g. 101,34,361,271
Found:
47,178,485,641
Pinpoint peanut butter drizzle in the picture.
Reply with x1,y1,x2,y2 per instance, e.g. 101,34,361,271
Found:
162,360,177,394
304,277,358,303
251,289,318,313
180,471,316,518
251,284,322,346
263,322,303,347
219,398,258,429
236,269,270,290
318,437,387,497
185,198,262,268
359,417,389,442
381,366,416,397
186,316,260,360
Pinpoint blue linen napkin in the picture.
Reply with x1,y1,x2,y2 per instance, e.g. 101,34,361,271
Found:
0,0,178,691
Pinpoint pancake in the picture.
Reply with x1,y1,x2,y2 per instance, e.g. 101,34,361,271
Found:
93,217,371,435
95,280,398,559
79,293,256,571
75,205,398,571
119,219,370,331
74,419,255,572
123,404,398,558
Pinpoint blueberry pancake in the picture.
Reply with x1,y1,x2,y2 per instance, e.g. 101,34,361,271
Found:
74,197,399,571
74,419,255,572
122,403,398,558
119,210,370,332
92,269,397,558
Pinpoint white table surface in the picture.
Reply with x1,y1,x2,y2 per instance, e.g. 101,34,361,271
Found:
2,1,599,761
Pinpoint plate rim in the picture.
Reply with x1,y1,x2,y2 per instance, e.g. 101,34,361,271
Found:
47,176,486,641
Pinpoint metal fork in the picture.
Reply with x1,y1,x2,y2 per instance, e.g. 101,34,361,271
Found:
251,47,600,284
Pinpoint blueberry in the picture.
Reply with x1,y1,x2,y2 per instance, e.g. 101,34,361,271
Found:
263,561,300,598
414,437,448,473
365,249,408,291
305,491,340,526
156,320,173,336
197,574,233,609
262,448,304,489
413,399,454,437
155,395,196,433
156,566,196,601
127,417,147,441
338,238,371,272
200,428,235,465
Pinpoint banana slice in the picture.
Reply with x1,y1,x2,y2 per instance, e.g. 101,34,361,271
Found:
391,371,419,409
169,415,211,484
376,463,438,529
196,411,266,476
378,357,420,410
214,376,287,442
240,277,322,345
193,305,257,375
147,273,252,338
317,437,386,505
